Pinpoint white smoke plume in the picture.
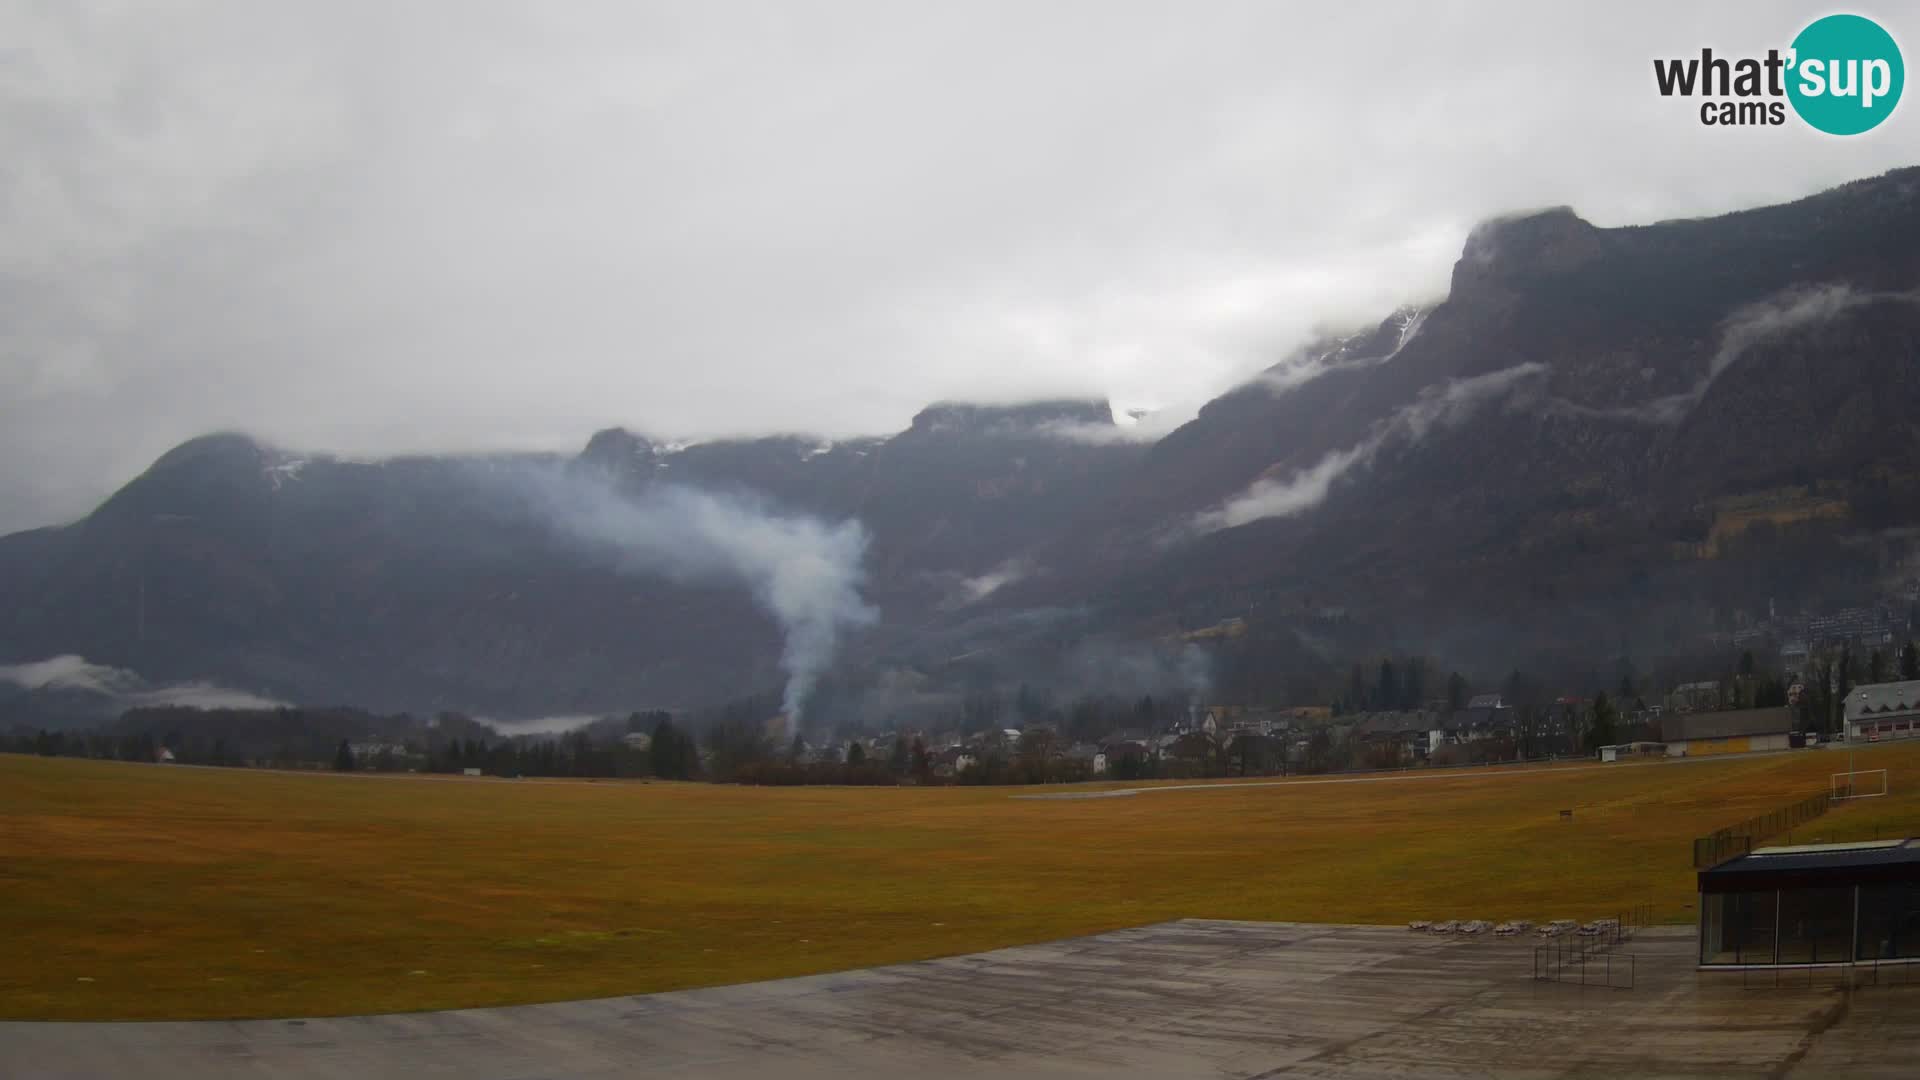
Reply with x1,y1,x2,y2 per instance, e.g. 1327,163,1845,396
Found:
505,466,878,719
1194,362,1546,533
0,653,286,710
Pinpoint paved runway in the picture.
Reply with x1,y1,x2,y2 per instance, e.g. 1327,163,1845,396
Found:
6,921,1918,1078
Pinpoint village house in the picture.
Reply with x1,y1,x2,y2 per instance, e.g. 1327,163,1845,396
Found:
1099,731,1154,770
1845,679,1920,744
788,738,842,765
1435,693,1511,747
1668,680,1722,713
932,745,976,778
1064,743,1107,775
1350,711,1431,762
1532,698,1585,757
1809,604,1899,647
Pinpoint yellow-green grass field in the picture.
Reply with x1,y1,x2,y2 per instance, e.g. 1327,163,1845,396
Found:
5,744,1920,1021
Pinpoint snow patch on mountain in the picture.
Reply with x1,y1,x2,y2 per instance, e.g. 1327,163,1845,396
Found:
264,457,308,489
1259,305,1430,397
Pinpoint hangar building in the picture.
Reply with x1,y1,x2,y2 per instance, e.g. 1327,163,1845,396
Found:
1698,838,1920,968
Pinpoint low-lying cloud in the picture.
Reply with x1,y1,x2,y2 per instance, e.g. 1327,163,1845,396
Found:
952,558,1033,606
1547,284,1903,424
1259,307,1431,397
0,654,287,711
1195,362,1547,532
485,714,601,737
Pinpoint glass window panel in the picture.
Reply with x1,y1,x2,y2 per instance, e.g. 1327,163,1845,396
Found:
1702,890,1776,965
1858,884,1920,961
1777,886,1853,963
1701,893,1725,965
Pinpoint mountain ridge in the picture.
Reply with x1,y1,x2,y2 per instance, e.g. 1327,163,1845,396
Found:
5,167,1920,723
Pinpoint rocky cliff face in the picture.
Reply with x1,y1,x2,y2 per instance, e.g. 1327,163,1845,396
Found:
4,168,1919,719
1029,168,1920,676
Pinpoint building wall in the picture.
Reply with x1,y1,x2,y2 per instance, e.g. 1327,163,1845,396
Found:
1693,736,1751,757
1667,732,1789,758
1702,882,1920,966
1849,718,1920,743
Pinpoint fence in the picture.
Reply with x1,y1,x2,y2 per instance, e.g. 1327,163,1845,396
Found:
1691,791,1832,869
1532,936,1635,989
1623,902,1655,931
1528,908,1649,989
1736,956,1920,989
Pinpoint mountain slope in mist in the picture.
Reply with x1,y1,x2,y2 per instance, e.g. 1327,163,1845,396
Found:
1011,167,1920,678
4,168,1920,721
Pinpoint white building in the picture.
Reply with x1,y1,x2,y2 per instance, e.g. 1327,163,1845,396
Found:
1845,680,1920,743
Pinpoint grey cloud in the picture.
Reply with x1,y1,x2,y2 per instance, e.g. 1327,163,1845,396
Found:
2,1,1914,533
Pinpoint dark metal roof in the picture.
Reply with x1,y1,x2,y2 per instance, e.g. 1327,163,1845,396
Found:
1698,839,1920,893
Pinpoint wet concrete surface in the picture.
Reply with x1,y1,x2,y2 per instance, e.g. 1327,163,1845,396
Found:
6,920,1918,1078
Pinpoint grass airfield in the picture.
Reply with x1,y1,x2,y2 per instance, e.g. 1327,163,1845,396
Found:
4,743,1919,1020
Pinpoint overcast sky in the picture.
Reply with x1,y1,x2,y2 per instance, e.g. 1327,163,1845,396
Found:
1,0,1913,533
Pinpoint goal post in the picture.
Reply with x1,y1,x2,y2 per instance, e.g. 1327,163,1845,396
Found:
1832,768,1889,801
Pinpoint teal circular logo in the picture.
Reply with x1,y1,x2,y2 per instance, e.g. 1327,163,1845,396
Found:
1787,14,1904,135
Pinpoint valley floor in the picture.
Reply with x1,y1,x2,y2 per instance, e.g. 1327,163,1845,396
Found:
3,744,1919,1020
